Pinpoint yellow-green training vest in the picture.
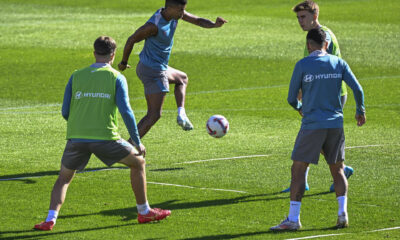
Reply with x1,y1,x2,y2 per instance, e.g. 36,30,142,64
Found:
66,66,121,140
304,26,348,96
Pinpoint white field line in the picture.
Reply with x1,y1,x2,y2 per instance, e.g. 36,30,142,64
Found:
175,154,271,165
286,233,348,240
147,181,248,194
286,226,400,240
175,144,392,165
0,168,247,193
1,74,398,111
345,144,385,149
369,226,400,232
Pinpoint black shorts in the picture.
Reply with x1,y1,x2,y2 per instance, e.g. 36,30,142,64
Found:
61,139,134,170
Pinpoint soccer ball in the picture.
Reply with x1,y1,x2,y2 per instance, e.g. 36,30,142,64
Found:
206,115,229,138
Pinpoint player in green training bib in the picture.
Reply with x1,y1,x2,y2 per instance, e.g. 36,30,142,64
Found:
281,0,354,193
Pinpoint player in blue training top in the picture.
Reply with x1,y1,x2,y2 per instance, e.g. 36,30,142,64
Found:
271,28,366,231
282,0,354,193
118,0,227,138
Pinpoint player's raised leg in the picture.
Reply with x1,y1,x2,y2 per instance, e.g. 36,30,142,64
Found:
167,66,193,131
34,165,76,231
118,149,171,223
137,92,166,138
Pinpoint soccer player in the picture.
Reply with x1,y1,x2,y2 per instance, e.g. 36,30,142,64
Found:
282,0,354,193
118,0,227,138
270,28,365,231
34,36,170,231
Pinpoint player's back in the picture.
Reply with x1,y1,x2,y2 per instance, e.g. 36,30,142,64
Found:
298,54,346,129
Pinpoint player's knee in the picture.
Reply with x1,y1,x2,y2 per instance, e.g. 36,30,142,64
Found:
148,112,162,124
131,155,146,170
181,73,188,85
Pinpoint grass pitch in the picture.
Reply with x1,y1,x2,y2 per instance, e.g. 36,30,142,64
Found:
0,0,400,239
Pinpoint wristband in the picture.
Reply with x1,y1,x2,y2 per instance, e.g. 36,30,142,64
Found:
120,61,128,65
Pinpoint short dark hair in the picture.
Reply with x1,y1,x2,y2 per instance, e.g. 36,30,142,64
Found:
166,0,187,6
306,28,326,47
94,36,116,56
293,0,319,16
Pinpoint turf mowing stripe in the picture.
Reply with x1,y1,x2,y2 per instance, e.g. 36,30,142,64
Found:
147,181,248,194
175,154,271,165
1,74,398,111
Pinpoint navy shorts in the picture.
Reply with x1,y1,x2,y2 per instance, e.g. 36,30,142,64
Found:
61,139,134,170
291,128,345,165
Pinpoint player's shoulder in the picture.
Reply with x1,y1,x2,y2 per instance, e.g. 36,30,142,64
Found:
148,8,163,25
72,66,91,75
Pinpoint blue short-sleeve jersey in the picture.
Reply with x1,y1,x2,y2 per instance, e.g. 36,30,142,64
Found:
139,8,178,71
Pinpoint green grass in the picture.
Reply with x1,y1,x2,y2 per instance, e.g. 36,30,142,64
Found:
1,0,400,239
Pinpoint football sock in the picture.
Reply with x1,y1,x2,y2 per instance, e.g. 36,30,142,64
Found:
178,107,186,117
337,196,347,216
305,167,310,184
137,202,150,215
288,201,301,222
45,210,58,224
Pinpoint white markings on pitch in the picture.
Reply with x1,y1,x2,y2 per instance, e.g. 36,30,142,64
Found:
175,154,272,165
345,144,384,149
147,181,248,194
369,226,400,232
285,226,400,240
286,233,348,240
0,167,248,194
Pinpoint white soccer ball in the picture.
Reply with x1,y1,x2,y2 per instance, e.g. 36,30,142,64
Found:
206,115,229,138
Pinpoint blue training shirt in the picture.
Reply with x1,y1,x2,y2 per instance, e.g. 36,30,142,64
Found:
62,63,141,146
288,51,365,130
139,8,178,71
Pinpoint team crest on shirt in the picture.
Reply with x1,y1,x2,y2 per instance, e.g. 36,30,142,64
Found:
304,74,314,83
75,91,82,99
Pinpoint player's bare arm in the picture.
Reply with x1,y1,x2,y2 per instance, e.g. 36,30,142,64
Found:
182,11,227,28
118,23,158,71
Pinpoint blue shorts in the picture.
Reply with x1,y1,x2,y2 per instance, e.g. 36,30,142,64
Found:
136,61,169,95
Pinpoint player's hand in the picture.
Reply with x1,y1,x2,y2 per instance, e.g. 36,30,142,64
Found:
118,61,131,71
128,138,146,157
136,143,146,158
298,109,304,117
214,17,227,28
355,114,366,127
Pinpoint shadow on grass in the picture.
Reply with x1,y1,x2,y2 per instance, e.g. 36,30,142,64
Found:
0,166,182,184
0,167,129,184
58,191,331,221
0,222,136,240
